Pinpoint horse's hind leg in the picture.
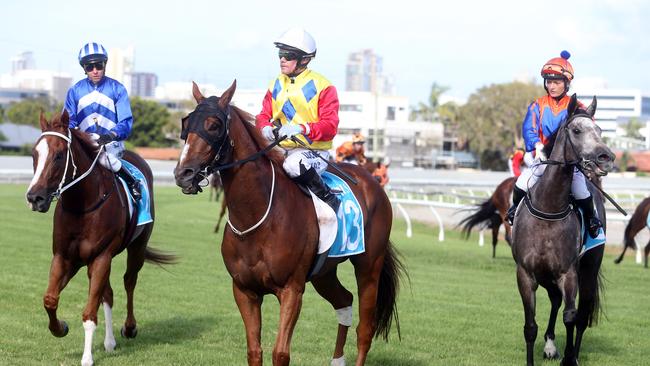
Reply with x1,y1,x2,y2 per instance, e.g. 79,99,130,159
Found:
233,283,263,366
542,285,562,359
516,266,538,366
101,281,117,352
43,255,78,338
644,242,650,268
491,221,499,258
311,269,354,365
122,239,148,338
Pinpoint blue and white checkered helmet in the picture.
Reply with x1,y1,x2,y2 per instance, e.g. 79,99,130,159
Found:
78,42,108,65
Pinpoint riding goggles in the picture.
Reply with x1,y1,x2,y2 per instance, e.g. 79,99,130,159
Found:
83,62,105,72
278,49,300,61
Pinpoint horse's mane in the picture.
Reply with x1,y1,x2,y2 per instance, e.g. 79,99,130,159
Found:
70,128,101,157
232,105,285,166
542,107,589,158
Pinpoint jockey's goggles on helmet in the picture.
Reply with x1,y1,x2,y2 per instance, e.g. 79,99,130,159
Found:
278,49,300,61
83,62,105,72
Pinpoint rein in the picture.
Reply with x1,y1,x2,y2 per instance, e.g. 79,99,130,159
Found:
532,113,627,218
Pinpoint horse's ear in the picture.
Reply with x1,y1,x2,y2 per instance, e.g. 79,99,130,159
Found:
39,110,48,131
218,79,237,109
568,93,579,117
585,96,597,117
191,81,204,104
60,109,70,128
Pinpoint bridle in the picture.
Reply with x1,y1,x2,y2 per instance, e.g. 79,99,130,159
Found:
179,97,285,236
38,129,116,214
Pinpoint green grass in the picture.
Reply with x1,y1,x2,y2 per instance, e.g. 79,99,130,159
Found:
1,184,648,365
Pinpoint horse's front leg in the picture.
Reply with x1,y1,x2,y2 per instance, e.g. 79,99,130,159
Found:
542,285,562,359
516,265,538,366
43,254,78,338
559,271,578,366
233,282,264,366
101,281,116,352
273,286,305,366
81,255,112,366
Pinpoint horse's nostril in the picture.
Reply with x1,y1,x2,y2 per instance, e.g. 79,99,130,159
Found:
181,168,195,179
598,154,612,163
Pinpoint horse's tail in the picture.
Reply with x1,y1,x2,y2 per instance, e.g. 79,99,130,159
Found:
578,251,605,327
374,241,407,341
458,198,498,238
144,247,178,266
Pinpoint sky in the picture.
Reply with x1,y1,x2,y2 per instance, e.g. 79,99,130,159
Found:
1,0,649,104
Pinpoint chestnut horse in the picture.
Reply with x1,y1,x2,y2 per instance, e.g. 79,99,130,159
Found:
459,176,515,257
25,111,175,366
614,196,650,267
174,81,403,366
363,160,390,188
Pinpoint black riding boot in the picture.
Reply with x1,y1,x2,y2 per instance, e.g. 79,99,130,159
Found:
575,196,602,238
292,167,340,213
506,186,526,225
117,166,142,201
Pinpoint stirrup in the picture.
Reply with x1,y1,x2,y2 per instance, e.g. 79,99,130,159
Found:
129,183,142,201
506,206,516,225
587,217,602,238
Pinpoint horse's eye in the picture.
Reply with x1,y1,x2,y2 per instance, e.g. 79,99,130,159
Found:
572,128,581,134
54,152,64,161
207,123,219,131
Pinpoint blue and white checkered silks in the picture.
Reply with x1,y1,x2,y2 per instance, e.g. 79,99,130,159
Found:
120,160,153,226
321,172,365,257
78,42,108,63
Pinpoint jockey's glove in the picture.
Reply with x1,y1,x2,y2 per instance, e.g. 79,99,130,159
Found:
96,132,117,145
261,126,275,141
278,124,303,139
535,142,547,161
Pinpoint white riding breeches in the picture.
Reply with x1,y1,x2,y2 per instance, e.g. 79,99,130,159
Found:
515,159,590,200
282,148,330,178
99,141,124,172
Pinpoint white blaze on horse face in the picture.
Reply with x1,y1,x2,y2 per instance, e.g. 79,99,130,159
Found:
26,138,49,199
179,142,191,165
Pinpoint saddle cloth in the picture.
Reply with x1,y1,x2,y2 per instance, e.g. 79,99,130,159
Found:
311,172,365,258
577,207,605,256
118,159,153,226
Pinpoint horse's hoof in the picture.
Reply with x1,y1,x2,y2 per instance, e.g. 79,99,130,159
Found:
121,325,138,338
543,350,560,360
560,357,578,366
52,320,69,338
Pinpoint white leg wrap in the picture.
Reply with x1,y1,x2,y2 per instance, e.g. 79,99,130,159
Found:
103,302,116,352
331,355,346,366
82,320,97,366
544,337,558,357
335,306,353,327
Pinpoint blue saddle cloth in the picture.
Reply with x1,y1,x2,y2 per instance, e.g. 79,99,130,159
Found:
321,172,365,258
646,209,650,229
578,207,605,256
119,159,153,226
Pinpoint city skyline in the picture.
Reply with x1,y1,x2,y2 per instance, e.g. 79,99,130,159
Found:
1,0,649,104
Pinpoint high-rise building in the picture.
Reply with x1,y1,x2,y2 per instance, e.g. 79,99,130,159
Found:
106,46,135,87
345,49,394,95
10,51,35,73
129,72,158,98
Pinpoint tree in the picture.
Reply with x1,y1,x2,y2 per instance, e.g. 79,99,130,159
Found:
6,97,62,126
456,81,544,170
409,82,449,121
129,97,174,147
622,118,643,139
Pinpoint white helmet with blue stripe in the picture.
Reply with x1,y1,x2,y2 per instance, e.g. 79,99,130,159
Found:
78,42,108,66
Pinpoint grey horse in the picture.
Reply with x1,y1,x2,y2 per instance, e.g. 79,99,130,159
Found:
511,94,615,366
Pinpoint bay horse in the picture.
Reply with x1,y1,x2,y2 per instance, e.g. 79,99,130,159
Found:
511,95,615,366
614,196,650,267
209,172,223,201
459,176,515,257
174,81,403,366
25,111,175,366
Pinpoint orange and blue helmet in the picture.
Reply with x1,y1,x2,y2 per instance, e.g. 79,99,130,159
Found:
541,50,574,81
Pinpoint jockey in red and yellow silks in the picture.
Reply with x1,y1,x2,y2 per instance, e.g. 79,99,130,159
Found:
255,27,341,213
509,148,525,177
256,69,339,150
508,51,603,239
